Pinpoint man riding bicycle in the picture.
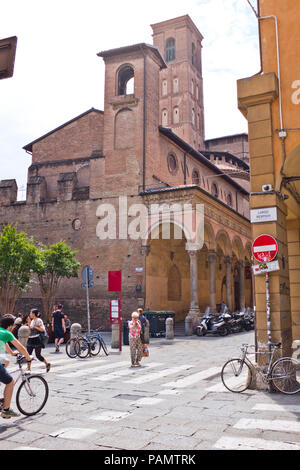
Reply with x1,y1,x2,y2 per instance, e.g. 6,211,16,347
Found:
0,314,33,419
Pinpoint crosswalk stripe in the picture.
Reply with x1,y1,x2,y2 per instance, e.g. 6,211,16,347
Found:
91,411,131,422
205,375,247,393
163,366,220,389
59,361,129,378
234,418,300,433
253,403,300,413
124,364,194,385
50,428,97,439
214,436,300,451
91,363,163,381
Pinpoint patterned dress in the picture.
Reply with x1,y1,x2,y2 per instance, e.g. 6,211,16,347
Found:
128,320,143,366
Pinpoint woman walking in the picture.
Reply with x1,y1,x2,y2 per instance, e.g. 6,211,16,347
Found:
128,312,143,367
27,309,51,373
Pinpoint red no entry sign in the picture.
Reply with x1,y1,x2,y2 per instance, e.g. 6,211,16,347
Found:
252,234,278,262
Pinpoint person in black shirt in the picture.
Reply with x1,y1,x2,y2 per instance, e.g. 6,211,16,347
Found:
52,304,66,352
137,308,147,344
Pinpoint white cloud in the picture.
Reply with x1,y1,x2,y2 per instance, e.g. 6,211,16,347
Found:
0,0,259,189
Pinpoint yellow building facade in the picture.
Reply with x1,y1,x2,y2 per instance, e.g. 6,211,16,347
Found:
237,0,300,356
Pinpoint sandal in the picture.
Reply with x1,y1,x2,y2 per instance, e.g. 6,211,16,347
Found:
46,363,51,373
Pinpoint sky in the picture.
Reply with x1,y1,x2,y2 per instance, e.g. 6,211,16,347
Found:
1,0,260,196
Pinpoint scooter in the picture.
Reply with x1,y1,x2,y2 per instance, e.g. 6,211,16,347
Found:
196,307,231,337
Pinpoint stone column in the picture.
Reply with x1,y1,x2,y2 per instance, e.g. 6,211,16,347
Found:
208,250,217,313
238,260,245,311
186,243,200,317
224,256,233,311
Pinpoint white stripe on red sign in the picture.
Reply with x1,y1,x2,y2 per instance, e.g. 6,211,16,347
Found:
253,244,277,252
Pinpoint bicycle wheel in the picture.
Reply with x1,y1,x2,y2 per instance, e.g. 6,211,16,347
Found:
99,337,109,356
65,338,77,358
221,358,252,393
74,338,90,358
16,375,49,416
89,337,101,356
271,357,300,395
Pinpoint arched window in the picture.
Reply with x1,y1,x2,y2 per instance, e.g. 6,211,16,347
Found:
192,43,196,66
192,169,200,185
191,108,195,126
173,77,179,94
162,109,168,127
117,65,134,96
191,79,194,95
227,192,233,207
173,106,179,124
212,183,219,198
162,79,168,96
166,38,176,63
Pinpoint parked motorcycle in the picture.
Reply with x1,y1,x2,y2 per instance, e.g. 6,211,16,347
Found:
196,308,231,337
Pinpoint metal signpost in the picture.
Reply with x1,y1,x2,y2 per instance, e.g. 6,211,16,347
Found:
252,234,278,354
82,265,94,334
108,271,122,352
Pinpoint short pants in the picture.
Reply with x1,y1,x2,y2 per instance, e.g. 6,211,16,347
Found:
0,364,13,385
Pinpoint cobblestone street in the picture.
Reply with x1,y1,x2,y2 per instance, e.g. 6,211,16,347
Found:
1,330,300,452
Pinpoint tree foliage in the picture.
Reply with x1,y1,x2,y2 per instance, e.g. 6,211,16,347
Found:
0,224,39,314
35,241,80,322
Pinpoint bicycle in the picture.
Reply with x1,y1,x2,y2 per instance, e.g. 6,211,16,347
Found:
65,327,108,359
221,342,300,395
82,327,109,357
65,334,90,359
0,354,49,416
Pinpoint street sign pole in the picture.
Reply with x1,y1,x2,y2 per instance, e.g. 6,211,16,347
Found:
265,272,272,355
86,282,91,335
252,234,278,356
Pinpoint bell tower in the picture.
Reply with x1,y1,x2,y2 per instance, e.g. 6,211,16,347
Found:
151,15,205,151
97,43,167,197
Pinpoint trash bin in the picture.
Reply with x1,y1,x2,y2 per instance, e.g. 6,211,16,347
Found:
123,321,129,345
143,311,175,337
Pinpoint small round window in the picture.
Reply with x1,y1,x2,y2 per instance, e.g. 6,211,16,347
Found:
167,153,178,174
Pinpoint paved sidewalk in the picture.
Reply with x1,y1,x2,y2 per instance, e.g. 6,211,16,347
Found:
1,330,300,451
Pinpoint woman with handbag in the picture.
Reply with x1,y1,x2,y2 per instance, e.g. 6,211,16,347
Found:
27,309,51,373
128,312,143,367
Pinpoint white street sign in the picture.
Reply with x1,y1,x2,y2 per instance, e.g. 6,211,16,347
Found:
250,207,277,224
252,260,280,275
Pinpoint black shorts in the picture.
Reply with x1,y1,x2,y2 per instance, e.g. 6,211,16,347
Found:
0,364,13,385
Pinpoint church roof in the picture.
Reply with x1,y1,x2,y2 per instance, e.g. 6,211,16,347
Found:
23,108,103,153
158,126,249,196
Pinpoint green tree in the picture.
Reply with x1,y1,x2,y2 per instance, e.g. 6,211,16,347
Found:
35,241,80,322
0,224,39,314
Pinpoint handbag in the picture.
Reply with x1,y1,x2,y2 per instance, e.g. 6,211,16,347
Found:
142,344,149,357
39,330,49,348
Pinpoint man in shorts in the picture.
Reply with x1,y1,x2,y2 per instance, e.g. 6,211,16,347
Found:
0,314,33,419
52,304,66,352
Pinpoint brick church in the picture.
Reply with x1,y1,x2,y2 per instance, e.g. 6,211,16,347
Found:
0,15,253,328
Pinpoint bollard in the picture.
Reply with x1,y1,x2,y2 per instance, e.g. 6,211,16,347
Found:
70,323,81,356
292,340,300,361
18,325,30,348
70,323,82,339
111,324,120,349
144,319,150,345
185,316,193,336
165,317,174,340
